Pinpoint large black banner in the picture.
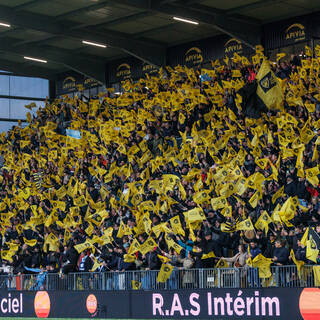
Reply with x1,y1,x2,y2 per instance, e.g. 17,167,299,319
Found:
55,71,101,96
263,14,312,50
0,288,318,319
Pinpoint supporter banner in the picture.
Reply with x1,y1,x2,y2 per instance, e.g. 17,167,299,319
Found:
1,288,319,319
55,71,100,95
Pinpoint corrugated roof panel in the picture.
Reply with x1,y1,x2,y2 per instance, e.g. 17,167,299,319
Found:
201,0,257,10
25,0,93,16
4,29,49,40
107,22,158,34
0,0,29,7
245,3,308,20
67,6,140,24
45,38,83,50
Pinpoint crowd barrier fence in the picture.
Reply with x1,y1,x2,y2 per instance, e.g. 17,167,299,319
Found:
1,265,318,291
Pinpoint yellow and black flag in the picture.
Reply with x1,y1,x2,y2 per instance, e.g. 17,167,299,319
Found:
238,59,283,118
131,280,142,290
157,263,174,283
256,59,284,111
306,228,320,263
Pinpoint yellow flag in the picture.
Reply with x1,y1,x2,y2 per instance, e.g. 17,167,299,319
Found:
178,113,186,125
216,258,229,268
301,227,309,247
272,185,284,204
43,233,60,253
255,211,272,236
306,228,320,263
56,186,67,199
124,254,135,263
73,195,87,207
313,266,320,286
157,263,174,283
158,254,170,264
131,280,142,290
74,240,93,254
305,167,320,187
290,249,305,278
249,190,262,208
276,53,286,61
128,239,140,254
193,190,210,204
184,207,206,223
201,251,216,259
63,229,72,246
139,237,157,255
219,183,235,198
170,215,185,236
255,158,269,170
256,59,283,110
236,218,254,231
305,45,313,57
252,254,272,278
23,237,37,247
232,69,242,78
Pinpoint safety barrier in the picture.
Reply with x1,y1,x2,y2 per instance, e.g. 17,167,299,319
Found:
1,265,318,291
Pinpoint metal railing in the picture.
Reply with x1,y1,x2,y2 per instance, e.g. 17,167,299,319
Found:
1,265,318,291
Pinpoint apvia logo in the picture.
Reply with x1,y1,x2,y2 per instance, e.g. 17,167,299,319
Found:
34,291,50,318
86,294,98,317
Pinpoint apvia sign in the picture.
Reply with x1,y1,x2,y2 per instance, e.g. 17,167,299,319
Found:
285,23,306,43
185,47,203,67
224,38,243,56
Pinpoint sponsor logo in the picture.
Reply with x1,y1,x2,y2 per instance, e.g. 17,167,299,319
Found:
0,293,23,315
185,47,203,66
224,38,243,55
299,288,320,320
142,63,158,75
62,76,76,91
86,294,98,316
285,23,305,42
84,77,100,87
34,291,50,318
116,63,131,79
153,290,280,317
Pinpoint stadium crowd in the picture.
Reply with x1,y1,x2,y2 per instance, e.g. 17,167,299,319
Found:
0,46,319,287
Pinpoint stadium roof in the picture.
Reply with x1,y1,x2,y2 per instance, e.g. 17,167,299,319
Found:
0,0,319,83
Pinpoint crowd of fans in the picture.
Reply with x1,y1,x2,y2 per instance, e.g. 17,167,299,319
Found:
0,47,319,286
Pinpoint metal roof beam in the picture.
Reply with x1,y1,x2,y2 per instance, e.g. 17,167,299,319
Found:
110,0,261,47
14,0,50,11
185,4,260,25
226,0,280,15
0,38,106,83
55,0,116,20
0,58,57,79
0,4,166,68
92,11,154,29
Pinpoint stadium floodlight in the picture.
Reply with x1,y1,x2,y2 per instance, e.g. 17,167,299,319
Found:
0,22,11,28
24,56,47,63
82,40,107,48
173,17,199,25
